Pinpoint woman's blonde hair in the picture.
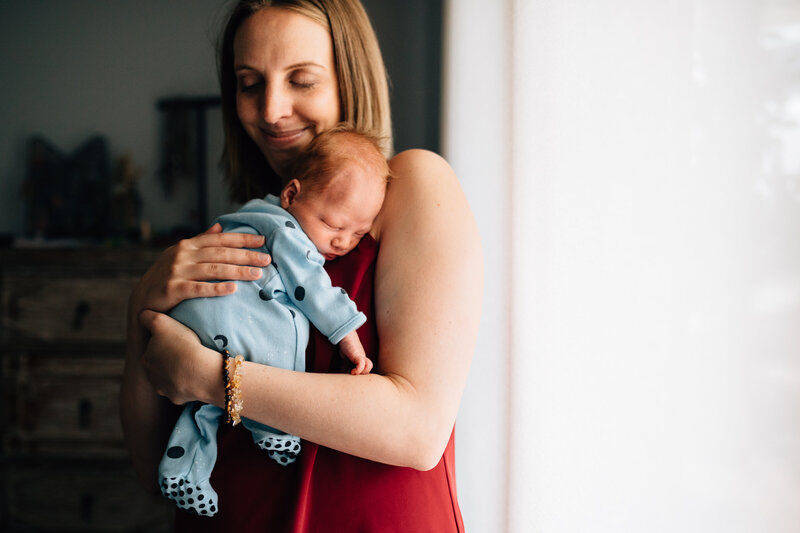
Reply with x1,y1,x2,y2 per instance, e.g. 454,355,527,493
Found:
218,0,393,203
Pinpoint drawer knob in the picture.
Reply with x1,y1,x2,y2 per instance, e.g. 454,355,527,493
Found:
78,398,92,429
72,300,91,330
80,492,95,523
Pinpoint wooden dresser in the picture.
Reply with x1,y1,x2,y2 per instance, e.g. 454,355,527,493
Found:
0,247,174,532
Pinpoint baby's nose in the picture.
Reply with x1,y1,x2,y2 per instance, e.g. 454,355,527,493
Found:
332,236,350,250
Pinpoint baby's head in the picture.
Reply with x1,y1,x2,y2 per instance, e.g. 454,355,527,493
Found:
280,126,390,261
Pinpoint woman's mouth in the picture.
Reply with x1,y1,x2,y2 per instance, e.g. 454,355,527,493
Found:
261,127,309,148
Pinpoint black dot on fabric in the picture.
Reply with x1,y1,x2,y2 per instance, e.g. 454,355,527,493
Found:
186,488,193,494
294,286,305,301
210,505,216,513
340,288,346,295
289,309,295,318
199,503,205,509
179,480,184,486
188,499,194,504
179,500,184,505
285,221,295,229
171,483,177,489
198,495,204,501
213,334,228,348
259,289,272,301
166,446,185,459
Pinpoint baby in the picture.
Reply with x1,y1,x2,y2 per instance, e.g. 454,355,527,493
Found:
158,126,390,516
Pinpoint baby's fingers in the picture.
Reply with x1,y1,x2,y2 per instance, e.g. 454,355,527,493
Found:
350,357,373,375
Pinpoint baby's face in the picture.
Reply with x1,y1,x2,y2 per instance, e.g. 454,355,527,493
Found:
284,165,385,261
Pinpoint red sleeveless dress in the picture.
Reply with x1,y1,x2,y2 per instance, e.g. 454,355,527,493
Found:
175,235,464,532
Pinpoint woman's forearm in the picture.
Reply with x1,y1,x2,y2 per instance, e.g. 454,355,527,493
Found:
199,363,449,470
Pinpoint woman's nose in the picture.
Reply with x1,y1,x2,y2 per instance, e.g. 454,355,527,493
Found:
262,85,291,123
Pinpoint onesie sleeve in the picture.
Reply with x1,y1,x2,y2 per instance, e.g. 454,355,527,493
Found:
267,226,366,345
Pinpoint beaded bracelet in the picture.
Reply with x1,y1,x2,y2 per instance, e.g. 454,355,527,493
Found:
221,349,245,426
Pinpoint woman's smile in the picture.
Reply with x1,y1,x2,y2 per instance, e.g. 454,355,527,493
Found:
260,125,311,147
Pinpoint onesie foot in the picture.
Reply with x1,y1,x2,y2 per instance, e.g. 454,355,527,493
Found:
160,476,219,516
254,434,301,465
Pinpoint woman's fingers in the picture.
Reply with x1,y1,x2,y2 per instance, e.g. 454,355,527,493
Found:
201,222,223,235
166,279,239,300
131,229,271,314
192,230,266,251
191,246,271,269
180,262,265,283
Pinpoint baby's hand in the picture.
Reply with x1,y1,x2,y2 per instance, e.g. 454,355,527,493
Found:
338,330,373,375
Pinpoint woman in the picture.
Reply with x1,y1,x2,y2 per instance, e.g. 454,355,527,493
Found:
120,1,482,530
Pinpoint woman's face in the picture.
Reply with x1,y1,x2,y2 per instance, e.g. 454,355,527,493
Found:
234,8,341,179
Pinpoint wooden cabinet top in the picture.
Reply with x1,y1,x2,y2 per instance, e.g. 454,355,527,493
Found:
0,247,162,277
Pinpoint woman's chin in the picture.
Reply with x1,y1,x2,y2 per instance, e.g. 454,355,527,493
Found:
263,149,299,178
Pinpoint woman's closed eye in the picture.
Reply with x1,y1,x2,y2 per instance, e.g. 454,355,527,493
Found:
237,76,262,93
290,77,316,89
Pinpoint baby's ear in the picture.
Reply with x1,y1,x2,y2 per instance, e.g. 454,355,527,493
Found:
280,179,301,208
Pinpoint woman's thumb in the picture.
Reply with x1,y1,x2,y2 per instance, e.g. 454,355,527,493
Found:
138,309,162,332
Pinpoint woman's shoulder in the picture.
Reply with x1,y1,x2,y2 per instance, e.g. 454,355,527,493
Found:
384,149,462,204
388,148,454,182
372,149,474,242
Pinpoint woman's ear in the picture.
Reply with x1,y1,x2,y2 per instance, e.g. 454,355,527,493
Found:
280,179,302,209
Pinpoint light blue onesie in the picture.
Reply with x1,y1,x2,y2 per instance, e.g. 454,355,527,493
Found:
157,194,366,516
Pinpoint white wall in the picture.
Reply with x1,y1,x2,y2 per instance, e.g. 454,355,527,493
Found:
446,0,800,531
443,1,511,531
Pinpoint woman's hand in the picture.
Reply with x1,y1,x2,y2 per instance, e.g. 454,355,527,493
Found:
138,310,221,406
130,223,271,315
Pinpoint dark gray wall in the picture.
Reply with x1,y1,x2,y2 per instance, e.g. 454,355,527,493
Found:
0,0,442,239
363,0,442,154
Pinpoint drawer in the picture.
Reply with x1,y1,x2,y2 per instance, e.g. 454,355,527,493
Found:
3,354,126,458
3,463,173,532
1,275,137,343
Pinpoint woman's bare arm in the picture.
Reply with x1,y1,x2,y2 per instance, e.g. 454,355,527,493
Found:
139,150,483,470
